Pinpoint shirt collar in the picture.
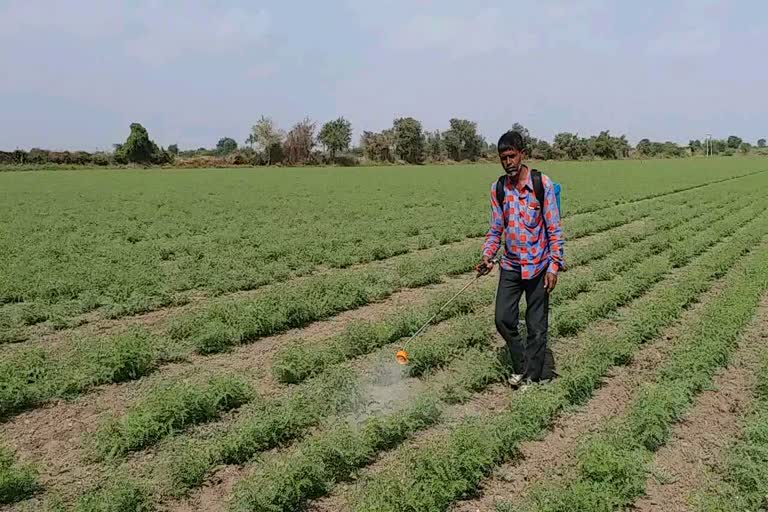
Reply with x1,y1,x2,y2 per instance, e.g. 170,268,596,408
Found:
507,165,533,192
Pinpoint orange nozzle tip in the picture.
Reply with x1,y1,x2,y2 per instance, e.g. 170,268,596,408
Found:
395,350,409,365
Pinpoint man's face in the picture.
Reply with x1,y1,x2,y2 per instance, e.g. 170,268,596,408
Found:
499,148,525,176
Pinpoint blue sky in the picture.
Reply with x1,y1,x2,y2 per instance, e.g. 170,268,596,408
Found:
1,0,766,151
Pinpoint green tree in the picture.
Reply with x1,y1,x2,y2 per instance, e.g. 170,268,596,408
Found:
593,130,618,159
250,116,284,165
758,138,766,148
530,140,554,160
168,144,179,156
443,118,483,161
727,135,743,149
739,142,752,154
318,117,352,163
553,132,582,160
216,137,238,155
361,130,396,162
283,118,316,165
688,140,702,154
425,130,445,161
636,138,653,157
393,117,425,164
115,123,165,164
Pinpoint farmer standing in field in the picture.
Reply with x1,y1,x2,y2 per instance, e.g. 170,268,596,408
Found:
477,130,565,388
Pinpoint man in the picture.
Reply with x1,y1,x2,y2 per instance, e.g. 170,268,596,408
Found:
477,130,564,388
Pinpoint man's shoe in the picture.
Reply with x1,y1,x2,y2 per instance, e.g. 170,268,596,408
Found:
507,374,525,388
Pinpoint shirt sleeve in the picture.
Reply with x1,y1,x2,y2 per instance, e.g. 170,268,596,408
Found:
483,181,503,259
542,176,564,274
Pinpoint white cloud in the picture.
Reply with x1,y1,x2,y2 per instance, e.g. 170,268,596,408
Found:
0,0,126,37
647,28,721,58
0,1,271,65
384,8,540,58
123,4,270,65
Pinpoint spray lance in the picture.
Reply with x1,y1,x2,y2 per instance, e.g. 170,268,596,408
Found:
395,256,499,365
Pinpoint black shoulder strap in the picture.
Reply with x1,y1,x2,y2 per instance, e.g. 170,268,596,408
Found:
531,168,549,234
495,175,506,226
531,169,545,207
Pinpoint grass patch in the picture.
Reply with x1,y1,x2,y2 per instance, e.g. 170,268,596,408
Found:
0,327,160,419
517,238,768,512
350,212,768,512
93,374,253,459
0,446,38,505
693,355,768,511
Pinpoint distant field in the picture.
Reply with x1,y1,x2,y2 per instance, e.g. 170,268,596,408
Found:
2,157,768,511
0,157,765,338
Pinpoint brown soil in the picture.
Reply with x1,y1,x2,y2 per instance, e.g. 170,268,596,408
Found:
3,238,480,353
4,214,646,355
1,274,485,506
448,272,734,512
632,295,768,512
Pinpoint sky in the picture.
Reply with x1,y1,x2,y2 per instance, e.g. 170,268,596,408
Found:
0,0,766,151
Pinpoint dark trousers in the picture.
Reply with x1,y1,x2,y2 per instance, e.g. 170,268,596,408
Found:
494,268,553,382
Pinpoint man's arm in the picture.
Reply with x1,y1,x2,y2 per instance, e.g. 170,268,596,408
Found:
542,176,564,274
482,182,503,261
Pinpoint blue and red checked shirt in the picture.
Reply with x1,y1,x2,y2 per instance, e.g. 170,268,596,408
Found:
482,167,565,279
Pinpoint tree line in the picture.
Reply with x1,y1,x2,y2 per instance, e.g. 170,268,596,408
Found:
1,118,765,167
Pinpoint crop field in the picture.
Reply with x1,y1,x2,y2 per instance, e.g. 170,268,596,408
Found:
2,156,768,512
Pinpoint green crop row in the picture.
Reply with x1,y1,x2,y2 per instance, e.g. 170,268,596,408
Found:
553,199,766,337
2,163,764,335
562,167,768,215
230,396,443,512
694,355,768,511
516,241,768,512
0,445,38,505
218,210,767,512
272,283,496,384
350,212,768,512
271,191,739,387
92,374,253,459
159,367,360,493
0,181,756,427
225,343,515,512
159,311,506,498
172,175,767,356
0,328,161,419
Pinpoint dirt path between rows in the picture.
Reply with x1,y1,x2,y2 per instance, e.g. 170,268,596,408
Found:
4,237,482,352
1,218,644,500
2,274,483,506
632,295,768,512
449,271,734,512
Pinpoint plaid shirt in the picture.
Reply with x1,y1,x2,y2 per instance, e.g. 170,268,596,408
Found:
482,167,564,279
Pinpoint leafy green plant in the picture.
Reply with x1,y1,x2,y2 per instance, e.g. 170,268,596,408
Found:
0,446,38,505
521,236,768,512
93,374,253,458
351,213,768,512
162,367,360,492
231,396,442,512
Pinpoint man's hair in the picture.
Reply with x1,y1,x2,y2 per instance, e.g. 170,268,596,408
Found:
498,130,527,154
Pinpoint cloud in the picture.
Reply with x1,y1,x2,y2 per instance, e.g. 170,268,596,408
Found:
647,28,721,58
384,8,540,58
0,0,127,37
0,1,271,65
123,4,271,65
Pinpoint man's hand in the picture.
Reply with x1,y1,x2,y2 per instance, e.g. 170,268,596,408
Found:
544,272,558,293
476,256,495,276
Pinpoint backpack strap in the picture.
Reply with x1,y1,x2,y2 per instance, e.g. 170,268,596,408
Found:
495,175,507,226
531,168,545,208
531,168,549,235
